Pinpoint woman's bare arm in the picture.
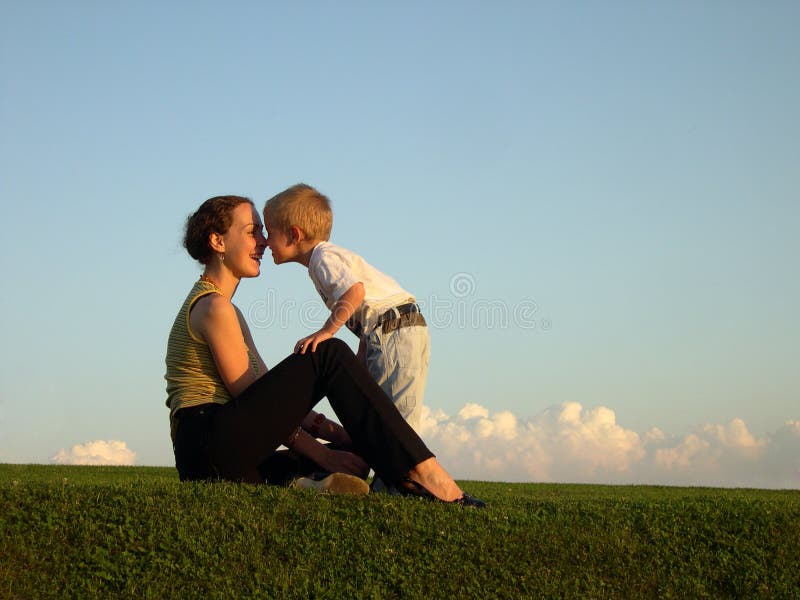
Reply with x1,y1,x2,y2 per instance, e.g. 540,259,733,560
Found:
190,294,258,398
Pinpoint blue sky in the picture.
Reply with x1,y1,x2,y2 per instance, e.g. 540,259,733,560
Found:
2,2,798,487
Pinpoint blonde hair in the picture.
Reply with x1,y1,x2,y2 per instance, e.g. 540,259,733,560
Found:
263,183,332,241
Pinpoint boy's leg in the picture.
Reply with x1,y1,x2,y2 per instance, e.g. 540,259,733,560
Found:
365,321,430,431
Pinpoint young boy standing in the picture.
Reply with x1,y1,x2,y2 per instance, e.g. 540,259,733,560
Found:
263,183,429,433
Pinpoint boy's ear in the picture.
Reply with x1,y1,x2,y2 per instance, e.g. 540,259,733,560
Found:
208,232,225,253
288,226,304,244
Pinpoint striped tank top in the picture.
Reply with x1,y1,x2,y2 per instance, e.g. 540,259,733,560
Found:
164,279,260,426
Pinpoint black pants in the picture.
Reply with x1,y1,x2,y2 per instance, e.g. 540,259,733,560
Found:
173,338,433,484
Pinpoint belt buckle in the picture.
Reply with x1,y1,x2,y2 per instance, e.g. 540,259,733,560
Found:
379,306,394,325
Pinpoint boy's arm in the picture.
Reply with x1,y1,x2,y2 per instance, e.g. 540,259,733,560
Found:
295,282,365,354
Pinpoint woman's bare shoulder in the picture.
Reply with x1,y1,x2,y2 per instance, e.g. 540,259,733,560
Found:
190,293,238,336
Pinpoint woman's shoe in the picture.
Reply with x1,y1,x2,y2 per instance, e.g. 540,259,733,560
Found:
396,477,487,508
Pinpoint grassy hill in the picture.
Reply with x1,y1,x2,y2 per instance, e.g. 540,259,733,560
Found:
1,464,798,598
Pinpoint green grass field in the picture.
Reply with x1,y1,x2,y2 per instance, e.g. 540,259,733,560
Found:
2,464,798,599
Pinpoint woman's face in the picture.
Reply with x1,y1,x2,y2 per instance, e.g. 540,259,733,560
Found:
219,203,267,278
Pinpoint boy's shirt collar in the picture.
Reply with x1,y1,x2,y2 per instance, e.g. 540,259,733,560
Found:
308,241,330,268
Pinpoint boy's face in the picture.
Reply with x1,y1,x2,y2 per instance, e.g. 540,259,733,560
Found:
263,217,296,264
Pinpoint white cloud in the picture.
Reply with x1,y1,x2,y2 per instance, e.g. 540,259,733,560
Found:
458,403,490,420
51,440,136,466
418,403,800,489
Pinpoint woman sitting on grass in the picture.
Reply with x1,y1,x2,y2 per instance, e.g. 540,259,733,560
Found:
165,195,484,507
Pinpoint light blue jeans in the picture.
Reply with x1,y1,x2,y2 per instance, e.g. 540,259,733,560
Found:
364,317,430,432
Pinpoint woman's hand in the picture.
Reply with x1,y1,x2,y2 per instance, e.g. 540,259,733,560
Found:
318,448,369,479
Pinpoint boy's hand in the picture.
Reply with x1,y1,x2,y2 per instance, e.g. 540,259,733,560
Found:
297,283,365,355
295,329,333,354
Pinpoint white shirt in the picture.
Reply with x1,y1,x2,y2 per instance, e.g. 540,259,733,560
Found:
308,241,413,335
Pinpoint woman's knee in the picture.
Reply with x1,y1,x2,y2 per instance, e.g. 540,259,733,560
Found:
317,337,352,356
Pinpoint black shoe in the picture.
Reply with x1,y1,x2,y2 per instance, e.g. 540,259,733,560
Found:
396,477,487,508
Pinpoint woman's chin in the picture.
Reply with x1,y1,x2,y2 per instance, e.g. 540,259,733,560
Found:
249,259,263,276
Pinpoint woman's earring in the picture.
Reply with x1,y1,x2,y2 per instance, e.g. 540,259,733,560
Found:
219,254,225,262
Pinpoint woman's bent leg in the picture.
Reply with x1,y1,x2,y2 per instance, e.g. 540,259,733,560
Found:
207,350,324,482
207,338,432,484
304,339,433,483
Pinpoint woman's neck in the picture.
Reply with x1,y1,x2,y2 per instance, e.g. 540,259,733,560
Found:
200,267,239,300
